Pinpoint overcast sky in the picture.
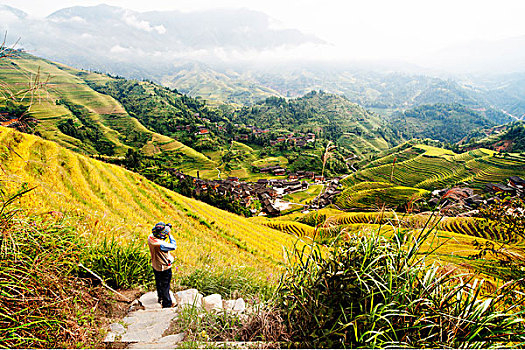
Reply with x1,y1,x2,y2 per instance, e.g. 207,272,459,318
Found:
2,0,525,62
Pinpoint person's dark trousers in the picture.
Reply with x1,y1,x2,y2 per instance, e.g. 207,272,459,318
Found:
153,268,172,308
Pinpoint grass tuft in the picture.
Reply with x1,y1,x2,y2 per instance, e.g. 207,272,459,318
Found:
277,227,525,348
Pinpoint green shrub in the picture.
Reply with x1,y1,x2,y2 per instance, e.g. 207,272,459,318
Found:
278,231,525,348
82,238,154,289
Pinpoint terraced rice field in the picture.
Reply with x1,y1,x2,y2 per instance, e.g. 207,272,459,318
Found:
335,182,428,210
0,54,216,172
262,208,525,280
0,127,302,276
344,144,525,191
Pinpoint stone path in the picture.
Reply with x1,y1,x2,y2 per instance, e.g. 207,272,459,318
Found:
104,291,185,348
104,289,246,348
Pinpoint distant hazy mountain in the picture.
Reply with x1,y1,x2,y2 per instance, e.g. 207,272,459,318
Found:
425,36,525,74
2,3,525,117
0,4,323,68
159,62,496,112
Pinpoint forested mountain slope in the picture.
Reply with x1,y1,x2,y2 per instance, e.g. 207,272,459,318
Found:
232,91,398,158
388,104,508,144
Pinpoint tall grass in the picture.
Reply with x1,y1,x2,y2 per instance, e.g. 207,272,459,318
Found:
278,227,525,348
0,188,99,348
0,186,155,348
82,237,153,289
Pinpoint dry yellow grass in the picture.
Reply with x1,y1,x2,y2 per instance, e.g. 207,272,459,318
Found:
0,126,302,278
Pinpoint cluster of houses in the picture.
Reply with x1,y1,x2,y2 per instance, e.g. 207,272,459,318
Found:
308,179,342,209
269,133,316,147
243,125,271,136
423,176,525,216
254,167,328,183
172,115,316,149
289,170,325,182
169,170,311,215
485,176,525,197
258,165,287,176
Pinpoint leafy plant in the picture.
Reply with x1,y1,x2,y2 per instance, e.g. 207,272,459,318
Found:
478,197,525,242
0,188,103,348
278,228,525,348
82,237,154,289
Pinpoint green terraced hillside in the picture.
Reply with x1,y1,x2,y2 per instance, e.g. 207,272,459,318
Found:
335,182,429,210
0,52,216,173
343,143,525,191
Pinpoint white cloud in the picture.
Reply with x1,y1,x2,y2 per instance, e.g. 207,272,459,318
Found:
154,24,166,35
122,11,166,34
0,10,19,23
50,15,86,23
110,45,130,53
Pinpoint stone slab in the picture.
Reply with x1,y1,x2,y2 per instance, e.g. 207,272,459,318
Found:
128,333,186,349
139,290,176,310
120,308,179,343
175,289,203,309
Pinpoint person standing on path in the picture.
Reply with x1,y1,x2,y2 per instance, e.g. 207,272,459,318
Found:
148,222,177,308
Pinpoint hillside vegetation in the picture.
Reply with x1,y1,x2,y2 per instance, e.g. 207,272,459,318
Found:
0,52,216,171
388,104,504,144
232,91,397,158
1,53,393,183
255,207,525,284
460,121,525,153
345,142,525,191
0,126,299,276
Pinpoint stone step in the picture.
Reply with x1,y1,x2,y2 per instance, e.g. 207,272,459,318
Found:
105,307,179,343
120,307,179,343
128,333,186,349
139,291,176,310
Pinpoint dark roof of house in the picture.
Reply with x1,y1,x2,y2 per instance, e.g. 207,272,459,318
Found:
509,176,525,185
486,183,515,192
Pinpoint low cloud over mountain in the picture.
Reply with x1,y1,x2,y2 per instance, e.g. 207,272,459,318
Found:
0,4,325,69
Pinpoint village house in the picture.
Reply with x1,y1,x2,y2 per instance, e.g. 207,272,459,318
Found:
507,176,525,197
295,139,307,147
306,133,316,142
273,168,286,176
195,128,210,136
305,171,315,179
260,165,286,174
508,176,525,189
485,183,516,196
